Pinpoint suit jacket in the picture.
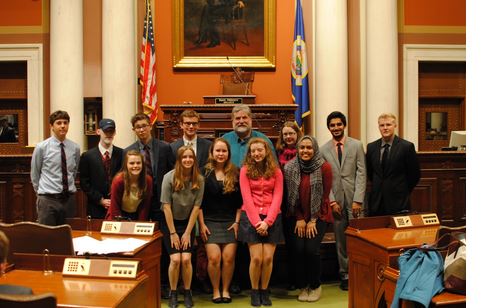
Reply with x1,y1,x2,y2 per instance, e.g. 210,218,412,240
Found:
170,137,212,169
124,138,174,215
320,137,366,218
366,135,420,216
79,146,123,218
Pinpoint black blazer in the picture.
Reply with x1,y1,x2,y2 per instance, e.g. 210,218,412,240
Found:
124,138,174,216
170,137,213,170
366,135,420,216
79,146,123,218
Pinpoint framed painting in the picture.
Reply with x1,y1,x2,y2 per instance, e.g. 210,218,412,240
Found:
0,109,27,155
172,0,276,69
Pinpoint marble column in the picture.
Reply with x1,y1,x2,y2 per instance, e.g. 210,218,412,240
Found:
102,0,137,147
365,0,398,142
314,0,348,145
50,0,84,146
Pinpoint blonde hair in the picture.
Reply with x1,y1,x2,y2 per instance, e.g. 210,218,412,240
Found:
173,146,202,191
204,138,239,193
243,138,278,179
378,113,397,123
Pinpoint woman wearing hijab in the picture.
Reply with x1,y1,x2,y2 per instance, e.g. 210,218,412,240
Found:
284,135,333,302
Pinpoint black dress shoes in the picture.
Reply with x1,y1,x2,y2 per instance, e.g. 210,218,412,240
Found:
340,279,349,291
168,290,178,308
221,296,232,303
229,283,241,294
212,297,223,304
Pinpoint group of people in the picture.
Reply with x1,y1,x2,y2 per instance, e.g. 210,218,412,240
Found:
29,104,420,307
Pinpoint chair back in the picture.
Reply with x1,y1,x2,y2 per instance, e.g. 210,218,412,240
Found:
0,222,74,263
0,292,56,308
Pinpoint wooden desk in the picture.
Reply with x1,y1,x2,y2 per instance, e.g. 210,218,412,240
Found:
72,230,162,308
346,217,440,308
1,269,148,308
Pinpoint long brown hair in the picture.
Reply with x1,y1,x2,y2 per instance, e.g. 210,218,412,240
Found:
243,137,278,179
204,138,239,193
120,150,147,198
173,145,202,191
275,121,302,152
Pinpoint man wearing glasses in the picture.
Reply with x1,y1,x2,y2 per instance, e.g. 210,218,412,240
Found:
125,113,174,222
170,109,212,169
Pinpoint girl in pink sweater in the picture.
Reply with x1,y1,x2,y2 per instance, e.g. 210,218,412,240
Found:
239,137,284,307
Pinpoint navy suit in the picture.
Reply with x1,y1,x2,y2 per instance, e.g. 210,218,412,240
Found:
170,137,212,170
124,138,174,220
366,135,420,216
79,146,123,218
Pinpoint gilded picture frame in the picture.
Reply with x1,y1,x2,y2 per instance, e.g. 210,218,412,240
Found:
0,109,27,155
172,0,276,69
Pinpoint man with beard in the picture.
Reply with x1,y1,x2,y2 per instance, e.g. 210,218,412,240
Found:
320,111,366,291
222,104,276,168
79,118,123,219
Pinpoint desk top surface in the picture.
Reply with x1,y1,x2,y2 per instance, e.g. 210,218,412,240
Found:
1,269,146,307
346,226,440,251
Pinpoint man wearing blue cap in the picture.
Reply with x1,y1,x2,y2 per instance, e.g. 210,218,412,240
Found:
79,118,123,218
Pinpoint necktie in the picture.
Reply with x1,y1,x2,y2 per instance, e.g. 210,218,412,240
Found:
381,144,390,172
103,151,111,183
337,142,343,166
60,143,68,193
143,145,153,176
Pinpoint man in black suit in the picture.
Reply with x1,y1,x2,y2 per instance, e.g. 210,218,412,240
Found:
79,118,123,219
366,113,420,216
124,113,174,221
170,109,212,169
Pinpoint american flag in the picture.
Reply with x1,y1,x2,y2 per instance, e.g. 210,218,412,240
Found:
140,0,158,124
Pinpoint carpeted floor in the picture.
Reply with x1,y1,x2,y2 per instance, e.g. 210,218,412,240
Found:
161,282,349,307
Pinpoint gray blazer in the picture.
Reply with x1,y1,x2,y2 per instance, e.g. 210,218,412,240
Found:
320,137,366,216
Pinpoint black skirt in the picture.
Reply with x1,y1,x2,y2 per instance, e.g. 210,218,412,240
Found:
204,219,237,244
163,219,196,255
238,211,284,244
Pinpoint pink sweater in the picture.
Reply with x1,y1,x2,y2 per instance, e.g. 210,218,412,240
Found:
240,166,283,227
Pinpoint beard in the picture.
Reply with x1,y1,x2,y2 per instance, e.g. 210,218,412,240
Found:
235,125,250,136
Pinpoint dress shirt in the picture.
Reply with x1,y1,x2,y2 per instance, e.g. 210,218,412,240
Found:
98,143,113,157
380,139,394,162
138,140,154,174
31,136,80,194
183,136,197,155
332,136,346,157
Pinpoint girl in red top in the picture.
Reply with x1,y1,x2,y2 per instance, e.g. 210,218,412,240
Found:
284,136,333,302
239,137,284,307
106,150,152,221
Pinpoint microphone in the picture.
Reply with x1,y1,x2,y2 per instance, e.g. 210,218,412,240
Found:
226,56,244,84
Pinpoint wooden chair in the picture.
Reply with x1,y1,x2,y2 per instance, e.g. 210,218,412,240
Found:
0,222,74,263
0,292,56,308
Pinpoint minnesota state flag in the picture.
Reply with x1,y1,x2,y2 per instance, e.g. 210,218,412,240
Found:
291,0,310,128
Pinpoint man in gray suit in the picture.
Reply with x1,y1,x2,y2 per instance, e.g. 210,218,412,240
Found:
320,111,366,291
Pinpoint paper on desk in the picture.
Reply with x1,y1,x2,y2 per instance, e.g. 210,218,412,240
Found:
73,236,148,255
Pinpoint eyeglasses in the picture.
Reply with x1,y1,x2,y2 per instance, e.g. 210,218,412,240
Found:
183,122,199,127
134,124,150,131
